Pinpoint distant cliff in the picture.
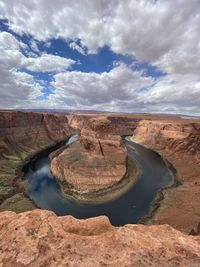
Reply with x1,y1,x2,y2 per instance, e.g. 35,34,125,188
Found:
133,119,200,154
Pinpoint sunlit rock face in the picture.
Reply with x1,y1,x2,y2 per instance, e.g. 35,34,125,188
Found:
132,118,200,233
133,119,200,154
0,209,200,267
51,117,127,193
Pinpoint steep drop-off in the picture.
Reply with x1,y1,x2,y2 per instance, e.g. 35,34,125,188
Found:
51,118,127,196
133,119,200,154
132,119,200,233
0,209,200,266
0,111,74,212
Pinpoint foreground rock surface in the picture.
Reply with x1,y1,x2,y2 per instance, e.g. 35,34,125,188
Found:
51,118,127,193
0,210,200,267
132,119,200,233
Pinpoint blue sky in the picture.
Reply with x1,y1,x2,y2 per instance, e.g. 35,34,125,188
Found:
0,0,200,115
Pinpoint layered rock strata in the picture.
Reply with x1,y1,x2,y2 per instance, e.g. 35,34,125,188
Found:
0,209,200,267
51,118,127,195
0,111,73,212
132,119,200,233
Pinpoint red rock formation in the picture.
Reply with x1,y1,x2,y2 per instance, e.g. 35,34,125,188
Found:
67,113,93,129
0,209,200,266
0,111,74,212
51,117,127,194
0,111,73,154
132,118,200,233
133,119,200,154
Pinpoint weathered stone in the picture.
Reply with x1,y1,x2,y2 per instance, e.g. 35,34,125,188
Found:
0,209,200,267
51,118,127,193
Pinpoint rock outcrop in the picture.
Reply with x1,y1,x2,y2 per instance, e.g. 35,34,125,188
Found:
51,117,127,194
133,119,200,154
132,119,200,233
0,209,200,267
0,111,74,212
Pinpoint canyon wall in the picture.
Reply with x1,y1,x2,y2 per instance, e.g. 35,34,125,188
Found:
133,119,200,154
67,112,140,136
132,119,200,233
0,209,199,266
0,111,74,212
107,115,139,136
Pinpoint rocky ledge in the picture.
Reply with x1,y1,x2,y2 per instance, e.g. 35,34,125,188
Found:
51,117,127,195
0,209,200,267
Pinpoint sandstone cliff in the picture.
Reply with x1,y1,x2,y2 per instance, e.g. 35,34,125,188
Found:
51,117,127,196
0,111,74,212
132,119,200,233
0,209,200,267
133,119,200,154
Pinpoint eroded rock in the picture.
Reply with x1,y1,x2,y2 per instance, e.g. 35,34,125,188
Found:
51,117,127,194
0,209,200,266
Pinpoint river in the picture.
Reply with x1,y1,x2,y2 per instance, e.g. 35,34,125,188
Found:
24,135,175,226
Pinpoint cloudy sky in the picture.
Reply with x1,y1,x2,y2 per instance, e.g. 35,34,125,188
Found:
0,0,200,114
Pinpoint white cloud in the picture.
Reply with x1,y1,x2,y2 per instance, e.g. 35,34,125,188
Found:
69,41,86,55
0,31,25,50
142,74,200,108
21,54,75,73
0,32,42,108
1,0,200,75
46,63,154,108
0,31,75,108
0,1,200,114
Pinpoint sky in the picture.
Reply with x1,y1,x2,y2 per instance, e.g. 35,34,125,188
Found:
0,0,200,115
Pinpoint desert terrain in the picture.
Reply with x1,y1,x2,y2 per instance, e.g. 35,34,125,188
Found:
0,110,200,266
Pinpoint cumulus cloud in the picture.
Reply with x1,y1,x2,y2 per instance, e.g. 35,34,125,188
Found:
0,31,75,108
22,54,75,73
1,0,200,74
47,63,154,108
0,0,200,114
0,32,42,108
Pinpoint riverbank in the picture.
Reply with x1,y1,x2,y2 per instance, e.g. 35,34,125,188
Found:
125,136,180,225
130,135,200,233
0,137,71,213
0,111,74,213
23,135,175,226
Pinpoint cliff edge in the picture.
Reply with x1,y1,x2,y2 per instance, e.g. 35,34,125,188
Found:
0,209,199,267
